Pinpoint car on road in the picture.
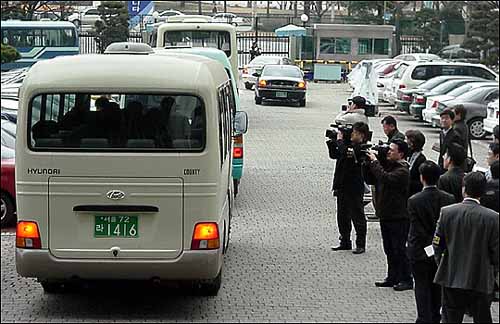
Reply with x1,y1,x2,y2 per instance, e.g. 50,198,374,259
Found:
423,81,499,124
397,76,485,114
484,99,499,136
430,86,499,139
254,64,306,107
1,144,16,227
242,55,293,90
68,7,101,28
212,13,249,26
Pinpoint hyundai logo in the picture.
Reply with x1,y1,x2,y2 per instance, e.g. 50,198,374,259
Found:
106,190,126,200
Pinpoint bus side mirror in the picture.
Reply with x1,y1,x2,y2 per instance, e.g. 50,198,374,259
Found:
234,111,248,134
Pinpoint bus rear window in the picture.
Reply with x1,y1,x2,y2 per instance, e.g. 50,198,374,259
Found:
163,30,231,57
29,93,205,152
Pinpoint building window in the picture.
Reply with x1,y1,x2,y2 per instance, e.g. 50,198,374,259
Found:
335,38,351,54
374,39,389,55
319,38,335,54
358,38,373,55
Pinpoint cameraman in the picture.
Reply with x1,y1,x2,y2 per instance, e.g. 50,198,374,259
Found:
326,122,370,254
366,140,413,291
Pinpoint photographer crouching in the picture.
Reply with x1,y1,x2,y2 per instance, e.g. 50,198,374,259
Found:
366,140,413,291
326,111,370,255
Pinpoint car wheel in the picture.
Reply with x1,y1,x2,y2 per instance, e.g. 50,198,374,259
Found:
468,118,486,140
255,96,262,105
1,192,15,228
192,271,222,296
299,99,306,107
244,83,253,90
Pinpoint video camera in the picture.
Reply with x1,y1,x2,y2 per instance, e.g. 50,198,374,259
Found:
360,141,391,165
325,124,354,144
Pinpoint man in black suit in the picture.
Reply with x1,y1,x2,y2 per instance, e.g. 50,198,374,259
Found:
452,105,469,153
382,115,406,142
438,143,466,203
433,172,499,323
326,121,370,254
405,130,427,197
438,109,462,172
366,140,413,291
481,160,499,213
408,161,455,323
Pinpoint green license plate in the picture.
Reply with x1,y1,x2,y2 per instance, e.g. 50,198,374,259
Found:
94,215,138,238
276,91,287,98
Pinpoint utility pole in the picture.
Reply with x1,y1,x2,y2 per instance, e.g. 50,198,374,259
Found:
383,0,386,25
224,0,227,13
330,1,335,22
198,1,202,15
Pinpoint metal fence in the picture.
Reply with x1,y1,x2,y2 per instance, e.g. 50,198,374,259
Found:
400,35,426,54
79,32,144,54
237,33,290,67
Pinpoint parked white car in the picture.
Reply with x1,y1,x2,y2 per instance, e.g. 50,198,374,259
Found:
212,13,250,26
484,99,499,135
383,62,411,105
68,7,101,28
145,10,184,24
393,53,442,62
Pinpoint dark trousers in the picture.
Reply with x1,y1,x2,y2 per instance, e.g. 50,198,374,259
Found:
380,220,412,284
411,259,441,323
442,287,492,323
336,191,366,248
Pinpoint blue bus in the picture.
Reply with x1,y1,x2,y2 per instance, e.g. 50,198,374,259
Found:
1,21,79,71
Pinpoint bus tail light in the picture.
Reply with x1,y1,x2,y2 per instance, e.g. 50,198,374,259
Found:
233,147,243,159
16,221,41,249
191,223,220,250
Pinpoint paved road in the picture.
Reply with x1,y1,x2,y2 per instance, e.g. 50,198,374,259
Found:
1,83,498,323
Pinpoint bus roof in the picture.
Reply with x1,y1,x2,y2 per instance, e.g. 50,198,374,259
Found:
157,22,237,33
1,20,77,29
21,54,228,95
154,47,232,70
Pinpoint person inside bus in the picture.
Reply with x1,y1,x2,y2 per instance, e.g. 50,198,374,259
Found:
124,101,145,140
158,96,175,147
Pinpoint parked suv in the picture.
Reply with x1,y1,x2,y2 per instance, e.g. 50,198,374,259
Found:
68,7,101,28
392,61,498,93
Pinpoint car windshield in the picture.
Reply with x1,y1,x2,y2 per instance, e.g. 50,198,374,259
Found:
447,83,476,97
431,80,470,94
163,30,231,57
250,56,281,65
455,86,497,102
418,77,448,90
262,66,302,78
28,93,206,151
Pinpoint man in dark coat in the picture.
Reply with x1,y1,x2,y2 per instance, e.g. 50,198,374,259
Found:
405,130,427,197
366,140,413,291
382,115,406,142
408,161,455,323
481,160,499,213
326,121,370,254
438,143,466,203
452,105,469,152
438,109,462,172
433,172,499,323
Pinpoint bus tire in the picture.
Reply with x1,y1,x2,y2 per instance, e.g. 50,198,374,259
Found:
1,192,15,228
193,271,222,296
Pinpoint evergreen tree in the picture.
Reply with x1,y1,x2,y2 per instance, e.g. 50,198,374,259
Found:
94,1,129,54
1,44,21,64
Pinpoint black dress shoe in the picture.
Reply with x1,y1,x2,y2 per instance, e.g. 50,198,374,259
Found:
375,280,395,287
352,247,365,254
393,281,414,291
331,245,352,251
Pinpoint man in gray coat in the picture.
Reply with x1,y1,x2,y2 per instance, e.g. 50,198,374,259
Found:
433,172,499,323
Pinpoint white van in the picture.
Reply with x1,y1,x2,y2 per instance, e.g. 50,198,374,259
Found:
15,53,240,295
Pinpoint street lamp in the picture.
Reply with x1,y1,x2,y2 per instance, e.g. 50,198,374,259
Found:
300,14,309,28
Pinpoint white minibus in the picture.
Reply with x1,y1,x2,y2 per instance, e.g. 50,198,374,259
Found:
15,53,240,295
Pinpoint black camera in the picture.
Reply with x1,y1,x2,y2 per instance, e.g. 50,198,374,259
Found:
360,141,391,164
325,124,354,143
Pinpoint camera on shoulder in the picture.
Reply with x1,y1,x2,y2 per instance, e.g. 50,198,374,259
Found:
325,124,354,143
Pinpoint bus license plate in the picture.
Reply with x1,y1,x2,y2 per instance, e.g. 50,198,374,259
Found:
94,215,138,238
276,91,287,98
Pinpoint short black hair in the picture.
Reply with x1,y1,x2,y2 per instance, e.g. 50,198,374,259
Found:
440,108,455,120
464,171,487,198
381,115,397,128
353,122,370,141
351,96,366,109
494,125,499,141
405,129,426,152
490,143,499,156
446,143,466,167
95,96,109,108
391,139,409,159
491,160,500,180
419,161,441,186
453,104,467,120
